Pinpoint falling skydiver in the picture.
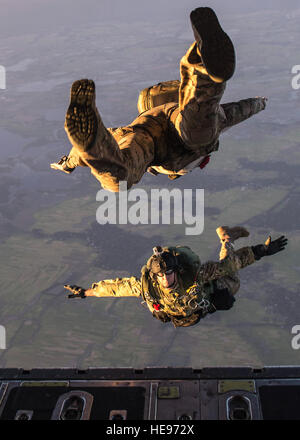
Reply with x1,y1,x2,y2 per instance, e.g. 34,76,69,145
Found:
64,228,288,328
51,7,267,192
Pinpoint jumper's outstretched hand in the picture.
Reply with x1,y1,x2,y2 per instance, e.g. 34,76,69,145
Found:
252,235,288,261
264,235,288,256
64,284,86,298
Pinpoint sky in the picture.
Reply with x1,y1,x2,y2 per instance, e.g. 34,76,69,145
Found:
0,0,299,37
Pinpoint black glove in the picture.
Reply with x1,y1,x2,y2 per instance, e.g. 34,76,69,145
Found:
252,235,288,261
64,284,86,299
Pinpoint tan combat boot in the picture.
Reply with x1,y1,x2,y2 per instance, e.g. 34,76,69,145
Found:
190,7,235,83
64,79,128,191
216,226,250,243
64,79,123,161
216,226,250,260
64,79,99,153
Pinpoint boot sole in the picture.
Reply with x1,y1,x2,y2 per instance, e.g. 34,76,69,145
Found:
190,7,235,82
65,79,98,152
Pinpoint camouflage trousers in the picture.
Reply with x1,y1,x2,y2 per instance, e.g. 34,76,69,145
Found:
65,42,227,192
217,239,240,296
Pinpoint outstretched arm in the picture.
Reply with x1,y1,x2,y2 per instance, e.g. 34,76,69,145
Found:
221,97,267,130
64,276,142,298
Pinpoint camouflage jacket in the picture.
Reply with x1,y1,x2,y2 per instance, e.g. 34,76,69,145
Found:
91,245,256,327
109,97,266,179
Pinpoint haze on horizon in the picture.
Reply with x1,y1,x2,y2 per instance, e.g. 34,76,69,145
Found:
0,0,299,37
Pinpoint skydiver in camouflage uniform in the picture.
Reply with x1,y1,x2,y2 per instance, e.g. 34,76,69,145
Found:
64,228,287,328
51,7,267,192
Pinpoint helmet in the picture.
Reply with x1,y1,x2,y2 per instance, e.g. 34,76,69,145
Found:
147,246,178,278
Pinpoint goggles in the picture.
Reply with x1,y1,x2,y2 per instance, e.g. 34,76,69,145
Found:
157,269,175,277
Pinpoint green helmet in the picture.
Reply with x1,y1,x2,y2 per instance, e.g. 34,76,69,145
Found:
147,246,178,278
